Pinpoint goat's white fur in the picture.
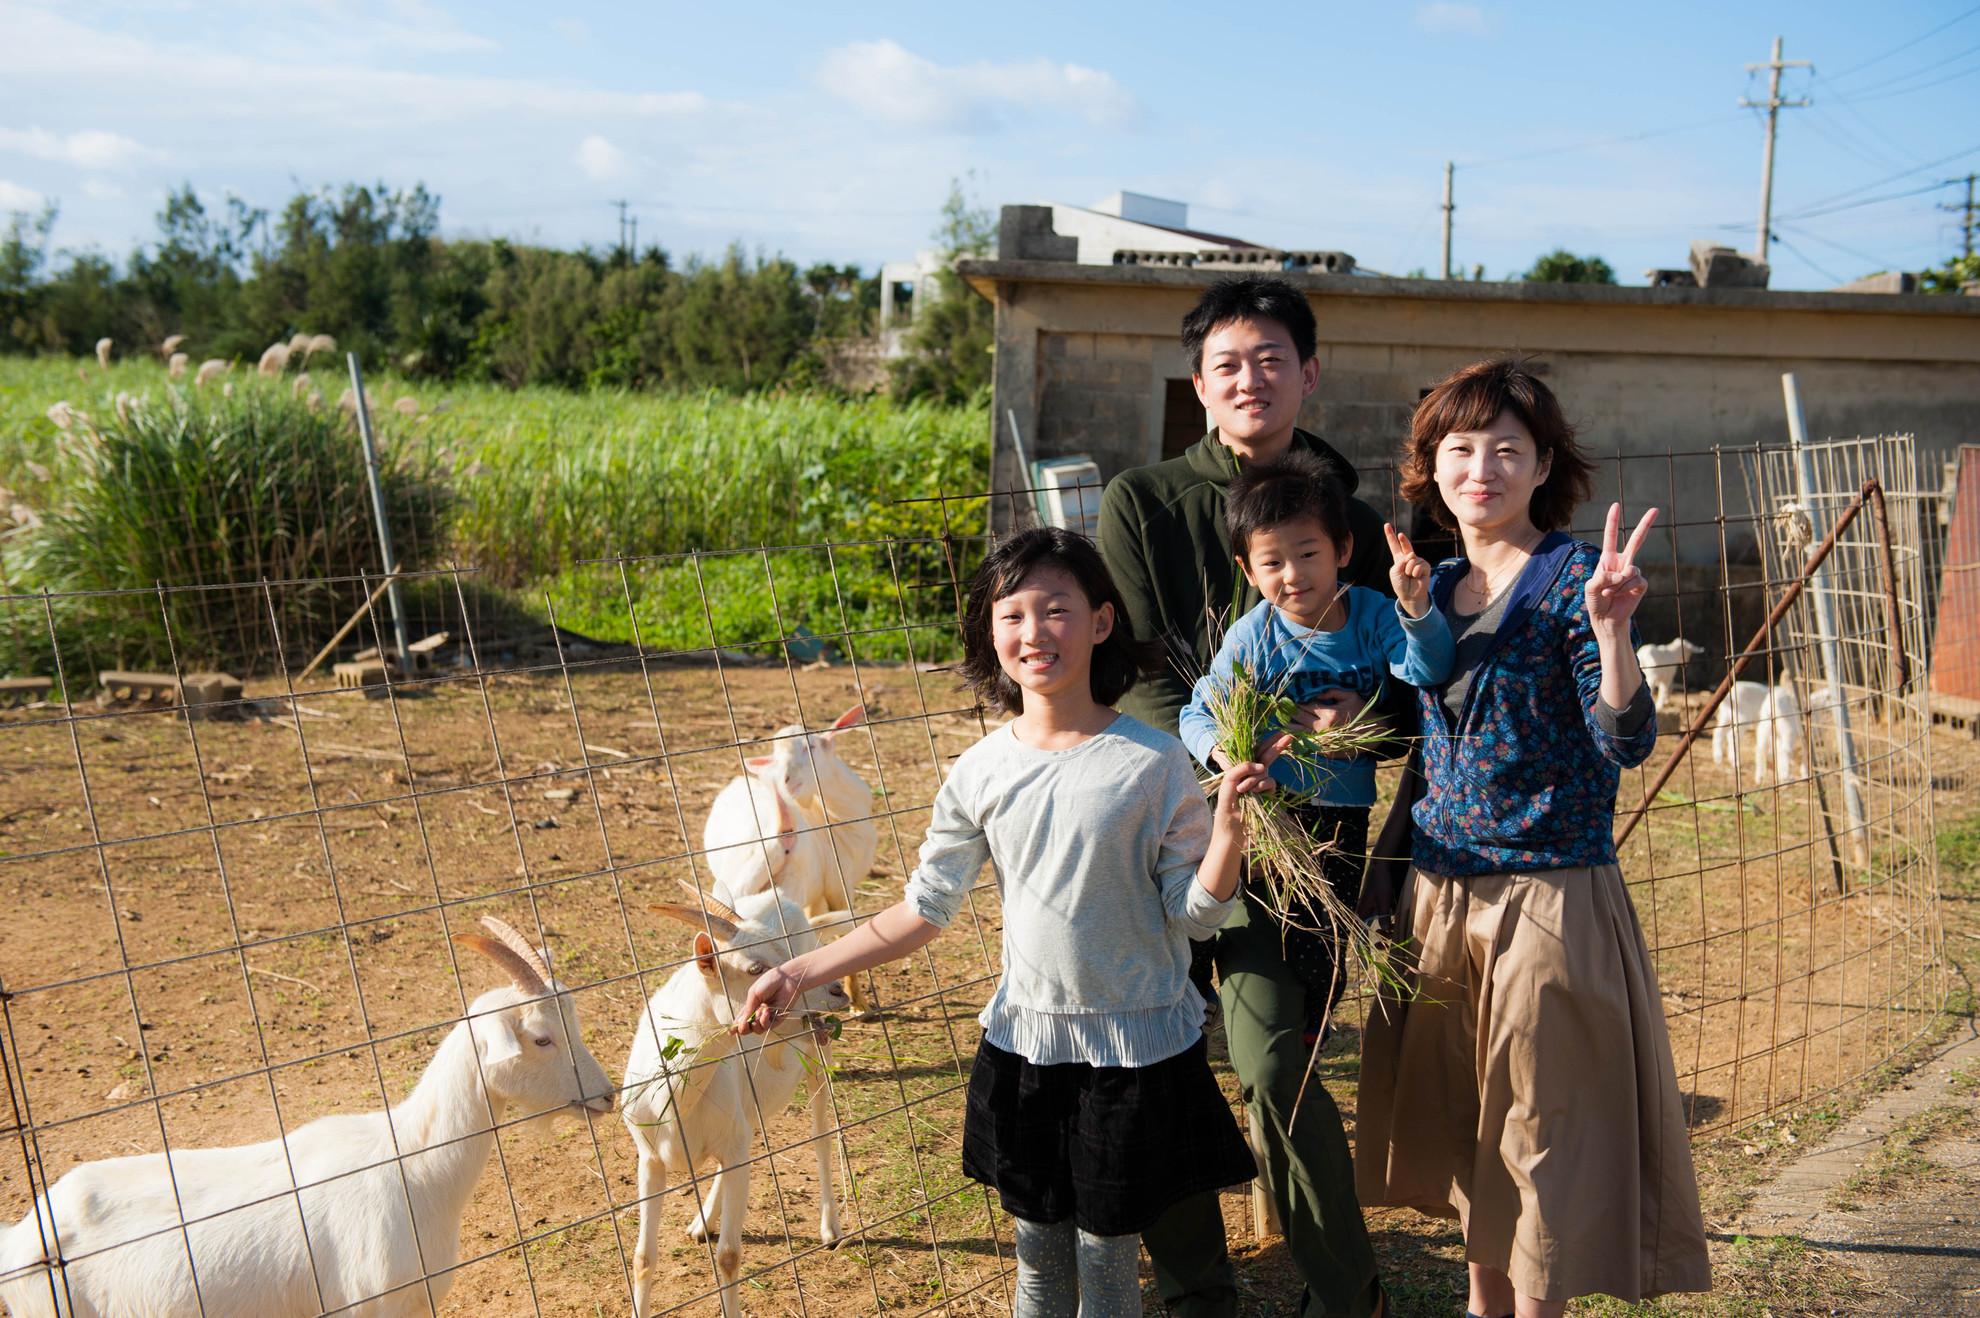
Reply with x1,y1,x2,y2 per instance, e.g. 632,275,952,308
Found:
707,704,876,1010
0,918,613,1318
1636,638,1704,710
1713,681,1827,785
623,891,849,1318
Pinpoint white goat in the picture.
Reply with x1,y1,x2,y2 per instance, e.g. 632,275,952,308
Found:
1753,685,1805,785
1711,681,1771,771
624,891,848,1318
1636,638,1704,710
755,705,876,922
0,918,613,1318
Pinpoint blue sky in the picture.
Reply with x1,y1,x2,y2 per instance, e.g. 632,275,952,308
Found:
4,0,1978,289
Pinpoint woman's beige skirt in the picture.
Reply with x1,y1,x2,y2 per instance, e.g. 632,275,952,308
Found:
1355,864,1711,1303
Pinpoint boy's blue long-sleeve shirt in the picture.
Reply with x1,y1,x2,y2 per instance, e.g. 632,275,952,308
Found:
1179,587,1454,807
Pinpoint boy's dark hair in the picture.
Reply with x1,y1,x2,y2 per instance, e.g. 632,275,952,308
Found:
957,527,1162,715
1225,451,1353,562
1398,356,1593,532
1181,275,1318,373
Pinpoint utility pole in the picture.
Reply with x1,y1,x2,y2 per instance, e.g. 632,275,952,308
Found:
610,198,629,260
1740,36,1811,264
1439,161,1454,280
629,214,638,263
1942,173,1978,259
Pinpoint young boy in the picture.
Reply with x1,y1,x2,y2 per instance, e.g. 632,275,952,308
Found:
1179,453,1450,1042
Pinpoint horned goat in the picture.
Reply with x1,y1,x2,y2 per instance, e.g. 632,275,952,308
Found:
623,891,848,1318
0,917,613,1318
1635,637,1704,710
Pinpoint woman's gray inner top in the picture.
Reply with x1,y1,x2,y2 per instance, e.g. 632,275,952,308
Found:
1441,581,1653,736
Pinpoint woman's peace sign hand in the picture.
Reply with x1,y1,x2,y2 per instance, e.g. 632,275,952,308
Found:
1384,523,1432,618
1586,503,1658,636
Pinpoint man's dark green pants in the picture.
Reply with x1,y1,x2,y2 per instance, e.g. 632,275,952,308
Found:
1141,893,1382,1318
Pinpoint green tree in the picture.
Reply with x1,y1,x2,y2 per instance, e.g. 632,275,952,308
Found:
1521,249,1616,284
0,205,56,352
891,177,997,405
1922,252,1980,294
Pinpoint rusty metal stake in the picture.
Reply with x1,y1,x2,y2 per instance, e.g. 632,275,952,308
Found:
1616,476,1906,846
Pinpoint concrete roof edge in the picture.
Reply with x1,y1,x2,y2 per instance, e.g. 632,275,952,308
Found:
954,258,1980,315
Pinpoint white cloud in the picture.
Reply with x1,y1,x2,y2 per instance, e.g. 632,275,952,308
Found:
0,126,157,170
0,180,44,210
816,39,1137,132
552,18,587,42
574,134,627,180
1413,3,1495,37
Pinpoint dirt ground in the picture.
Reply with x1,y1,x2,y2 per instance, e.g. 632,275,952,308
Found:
0,658,1960,1318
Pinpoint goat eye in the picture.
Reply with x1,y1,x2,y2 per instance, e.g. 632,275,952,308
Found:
747,964,768,976
534,1036,555,1049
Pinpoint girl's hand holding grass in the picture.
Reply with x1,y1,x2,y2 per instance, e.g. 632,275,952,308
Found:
1384,522,1433,618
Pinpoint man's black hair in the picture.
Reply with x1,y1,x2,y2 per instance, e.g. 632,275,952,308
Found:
956,527,1162,715
1225,451,1353,562
1181,275,1318,373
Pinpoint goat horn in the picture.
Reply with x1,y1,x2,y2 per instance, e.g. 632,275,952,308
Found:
674,879,745,929
648,902,739,943
453,933,548,996
477,916,555,985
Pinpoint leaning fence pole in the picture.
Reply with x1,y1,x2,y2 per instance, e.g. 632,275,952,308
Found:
346,354,410,669
1784,373,1870,865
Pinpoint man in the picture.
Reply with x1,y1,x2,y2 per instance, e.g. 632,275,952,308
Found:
1097,275,1387,1318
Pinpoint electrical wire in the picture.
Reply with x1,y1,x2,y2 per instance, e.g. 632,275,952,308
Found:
1823,2,1980,85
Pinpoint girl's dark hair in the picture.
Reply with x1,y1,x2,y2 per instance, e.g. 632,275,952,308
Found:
1181,275,1317,372
957,527,1162,715
1398,357,1594,532
1225,451,1352,561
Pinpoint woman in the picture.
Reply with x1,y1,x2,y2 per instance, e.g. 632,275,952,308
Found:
1356,359,1710,1318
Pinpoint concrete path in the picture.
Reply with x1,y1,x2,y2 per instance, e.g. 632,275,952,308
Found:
1741,1018,1980,1315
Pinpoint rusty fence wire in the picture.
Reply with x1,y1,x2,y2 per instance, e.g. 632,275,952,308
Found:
0,436,1953,1318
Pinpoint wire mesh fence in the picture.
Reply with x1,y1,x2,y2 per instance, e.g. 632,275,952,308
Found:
0,434,1950,1317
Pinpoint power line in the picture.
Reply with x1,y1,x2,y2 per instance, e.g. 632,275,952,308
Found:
1457,111,1742,170
1825,2,1980,84
1741,35,1811,262
609,198,628,258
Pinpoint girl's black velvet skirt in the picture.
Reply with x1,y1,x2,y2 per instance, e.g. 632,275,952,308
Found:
960,1035,1256,1236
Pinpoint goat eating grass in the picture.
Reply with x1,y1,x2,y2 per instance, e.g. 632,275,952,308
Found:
0,917,613,1318
623,890,849,1318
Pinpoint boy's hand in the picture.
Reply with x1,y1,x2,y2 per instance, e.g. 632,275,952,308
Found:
1385,523,1432,618
736,964,802,1035
1294,688,1375,758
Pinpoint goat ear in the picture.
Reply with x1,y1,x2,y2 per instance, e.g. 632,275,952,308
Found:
744,756,774,771
820,704,865,746
475,1011,523,1066
693,931,719,974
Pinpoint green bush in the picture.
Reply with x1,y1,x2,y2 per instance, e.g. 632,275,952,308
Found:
8,384,445,673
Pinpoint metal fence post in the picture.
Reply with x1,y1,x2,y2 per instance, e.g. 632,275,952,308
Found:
347,353,410,669
1784,373,1869,864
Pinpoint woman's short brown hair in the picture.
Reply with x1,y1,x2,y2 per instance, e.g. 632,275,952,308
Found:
1397,358,1594,532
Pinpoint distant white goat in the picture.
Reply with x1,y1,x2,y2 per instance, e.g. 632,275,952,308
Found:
1636,638,1704,710
624,891,848,1318
1753,685,1805,785
0,917,613,1318
1711,681,1772,770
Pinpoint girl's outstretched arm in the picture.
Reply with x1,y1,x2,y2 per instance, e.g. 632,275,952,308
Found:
1198,756,1281,902
735,900,938,1034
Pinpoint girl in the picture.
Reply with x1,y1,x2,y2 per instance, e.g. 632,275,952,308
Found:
1356,359,1710,1318
737,526,1270,1318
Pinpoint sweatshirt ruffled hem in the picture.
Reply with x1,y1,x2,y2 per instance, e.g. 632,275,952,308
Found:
978,986,1207,1068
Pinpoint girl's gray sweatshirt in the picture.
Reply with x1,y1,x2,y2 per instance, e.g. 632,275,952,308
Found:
903,714,1235,1068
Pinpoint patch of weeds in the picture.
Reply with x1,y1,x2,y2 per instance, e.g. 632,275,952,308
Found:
1569,1234,1862,1317
1829,1101,1979,1208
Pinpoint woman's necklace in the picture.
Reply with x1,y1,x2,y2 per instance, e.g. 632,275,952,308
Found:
1464,528,1543,605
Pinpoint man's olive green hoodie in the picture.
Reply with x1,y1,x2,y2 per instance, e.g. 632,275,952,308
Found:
1095,429,1390,740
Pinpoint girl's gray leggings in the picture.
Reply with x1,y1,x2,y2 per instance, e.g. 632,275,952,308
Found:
1012,1218,1141,1318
